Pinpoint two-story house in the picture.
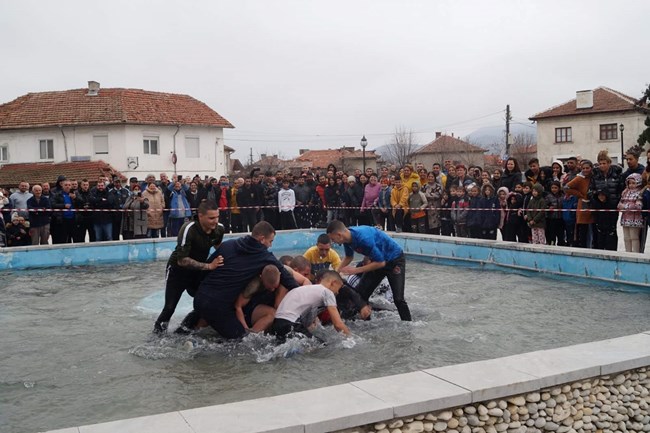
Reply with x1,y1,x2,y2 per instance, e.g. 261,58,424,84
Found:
0,81,234,180
530,87,648,165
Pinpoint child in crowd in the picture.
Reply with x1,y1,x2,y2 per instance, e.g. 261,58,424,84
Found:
521,182,533,242
496,186,509,240
618,173,644,253
278,179,297,230
592,189,618,251
562,190,577,247
503,192,526,242
450,185,469,238
407,182,427,233
466,184,482,239
390,177,408,233
525,184,547,244
480,184,500,240
544,181,565,246
439,190,455,236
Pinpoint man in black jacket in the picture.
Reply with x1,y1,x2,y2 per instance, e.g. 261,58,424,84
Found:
89,181,118,242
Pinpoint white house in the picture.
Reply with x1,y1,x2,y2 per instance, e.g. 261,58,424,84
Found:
529,87,648,166
0,81,234,180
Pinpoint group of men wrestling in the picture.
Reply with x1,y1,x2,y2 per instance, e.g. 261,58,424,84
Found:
154,200,411,341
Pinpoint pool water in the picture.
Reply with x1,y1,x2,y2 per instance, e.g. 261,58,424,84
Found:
2,257,650,433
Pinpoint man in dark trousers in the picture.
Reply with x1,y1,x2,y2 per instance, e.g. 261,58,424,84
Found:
327,219,412,321
192,221,298,339
154,201,225,333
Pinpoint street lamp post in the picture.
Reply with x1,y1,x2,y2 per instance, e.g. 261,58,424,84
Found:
360,135,368,173
620,123,625,168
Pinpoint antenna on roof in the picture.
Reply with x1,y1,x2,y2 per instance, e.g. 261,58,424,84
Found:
87,81,100,96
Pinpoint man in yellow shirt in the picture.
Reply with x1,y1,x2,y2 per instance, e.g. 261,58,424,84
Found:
303,233,342,275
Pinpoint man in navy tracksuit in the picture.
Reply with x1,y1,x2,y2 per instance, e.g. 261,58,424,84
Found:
326,220,412,321
193,221,299,339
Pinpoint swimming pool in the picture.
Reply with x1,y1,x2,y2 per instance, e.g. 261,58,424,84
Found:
2,254,650,433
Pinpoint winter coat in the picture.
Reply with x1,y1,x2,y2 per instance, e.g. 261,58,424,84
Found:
26,195,51,228
466,196,483,228
390,185,409,217
500,170,523,192
451,196,469,225
169,188,192,219
525,194,547,229
408,191,427,219
143,186,164,229
545,192,563,220
423,182,442,229
592,165,623,207
324,184,341,207
565,174,595,224
122,195,150,236
618,178,643,228
480,195,501,230
361,183,381,211
89,187,118,225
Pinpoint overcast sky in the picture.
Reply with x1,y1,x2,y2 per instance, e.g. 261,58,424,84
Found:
1,0,648,162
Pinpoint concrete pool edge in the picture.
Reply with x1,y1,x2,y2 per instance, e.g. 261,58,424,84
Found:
4,230,650,289
44,332,650,433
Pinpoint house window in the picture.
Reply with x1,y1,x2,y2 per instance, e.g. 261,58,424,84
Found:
600,123,618,140
39,139,54,159
0,145,8,162
555,127,572,143
143,137,159,155
185,137,200,158
94,134,109,154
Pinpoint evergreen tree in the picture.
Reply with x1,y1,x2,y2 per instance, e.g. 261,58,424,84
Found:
637,84,650,148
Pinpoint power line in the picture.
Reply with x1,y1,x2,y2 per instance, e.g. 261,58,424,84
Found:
225,108,506,139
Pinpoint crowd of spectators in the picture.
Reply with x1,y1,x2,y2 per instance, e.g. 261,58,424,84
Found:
1,145,650,252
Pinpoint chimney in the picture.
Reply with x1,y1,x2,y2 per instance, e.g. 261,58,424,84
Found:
261,153,267,158
576,90,593,109
299,149,308,155
87,81,100,96
435,132,442,139
451,132,454,138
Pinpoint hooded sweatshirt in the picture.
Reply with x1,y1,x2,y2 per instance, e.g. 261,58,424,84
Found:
194,235,299,338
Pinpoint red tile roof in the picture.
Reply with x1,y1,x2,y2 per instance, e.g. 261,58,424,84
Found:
292,148,377,169
415,134,486,154
529,87,647,120
0,88,234,130
0,160,124,188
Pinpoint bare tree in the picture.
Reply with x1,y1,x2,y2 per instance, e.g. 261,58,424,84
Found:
384,126,419,167
509,132,537,166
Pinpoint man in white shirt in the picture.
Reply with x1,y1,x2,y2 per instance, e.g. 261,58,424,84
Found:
278,179,297,230
271,270,350,340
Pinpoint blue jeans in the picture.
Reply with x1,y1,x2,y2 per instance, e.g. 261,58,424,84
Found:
147,228,161,238
94,222,113,242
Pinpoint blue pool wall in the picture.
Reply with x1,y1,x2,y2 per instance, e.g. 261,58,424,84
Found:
2,230,649,289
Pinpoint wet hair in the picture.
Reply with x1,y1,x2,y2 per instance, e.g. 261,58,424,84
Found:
317,270,343,285
326,220,347,234
279,255,293,265
197,200,219,215
251,221,275,237
317,233,331,245
261,265,281,287
289,255,310,272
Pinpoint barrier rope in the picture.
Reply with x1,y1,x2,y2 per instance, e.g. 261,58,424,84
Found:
3,204,641,213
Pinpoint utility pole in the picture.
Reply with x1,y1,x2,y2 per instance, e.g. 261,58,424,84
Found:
505,104,512,157
249,147,253,166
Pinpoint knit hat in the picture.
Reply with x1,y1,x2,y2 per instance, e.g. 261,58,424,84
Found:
551,160,564,172
347,175,356,183
497,186,509,195
532,183,545,193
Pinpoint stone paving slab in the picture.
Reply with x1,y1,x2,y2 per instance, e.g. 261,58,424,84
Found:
352,371,471,417
277,383,393,433
424,358,541,402
180,395,303,433
77,412,194,433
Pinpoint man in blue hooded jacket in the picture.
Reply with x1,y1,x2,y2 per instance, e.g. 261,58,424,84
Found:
192,221,299,339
